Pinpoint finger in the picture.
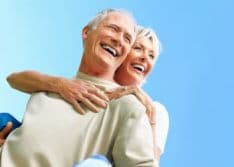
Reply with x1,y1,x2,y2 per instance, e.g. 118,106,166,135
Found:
88,88,109,101
105,88,115,94
107,87,128,100
148,108,156,125
80,81,109,101
147,111,154,124
80,80,96,87
81,98,100,113
71,100,86,115
151,108,157,122
106,86,123,93
0,122,13,138
84,93,107,108
80,80,100,90
127,85,138,93
134,91,148,106
145,104,153,118
111,88,134,99
0,139,5,146
106,91,118,100
146,109,151,119
106,93,116,100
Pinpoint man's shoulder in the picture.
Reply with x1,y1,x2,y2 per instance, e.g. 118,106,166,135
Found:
28,92,69,108
110,95,146,115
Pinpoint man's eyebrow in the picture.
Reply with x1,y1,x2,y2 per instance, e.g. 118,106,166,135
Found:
109,23,133,42
126,33,132,42
109,24,120,30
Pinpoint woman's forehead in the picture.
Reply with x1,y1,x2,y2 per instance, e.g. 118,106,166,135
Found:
134,37,156,51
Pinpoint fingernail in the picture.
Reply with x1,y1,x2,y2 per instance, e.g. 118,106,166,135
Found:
7,122,13,125
105,101,109,107
105,96,109,101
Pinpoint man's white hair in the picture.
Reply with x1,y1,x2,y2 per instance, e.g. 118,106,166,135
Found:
136,25,162,59
82,8,137,46
87,8,136,30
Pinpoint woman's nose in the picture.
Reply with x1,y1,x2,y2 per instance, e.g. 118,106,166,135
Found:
139,52,148,62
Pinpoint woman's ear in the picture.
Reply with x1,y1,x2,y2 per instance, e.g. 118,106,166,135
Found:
82,26,90,40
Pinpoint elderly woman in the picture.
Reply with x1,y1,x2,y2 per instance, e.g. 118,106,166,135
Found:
1,26,169,165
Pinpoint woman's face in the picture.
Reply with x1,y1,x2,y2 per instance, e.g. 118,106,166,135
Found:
114,36,157,85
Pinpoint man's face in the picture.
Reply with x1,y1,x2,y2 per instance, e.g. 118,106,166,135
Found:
82,12,136,73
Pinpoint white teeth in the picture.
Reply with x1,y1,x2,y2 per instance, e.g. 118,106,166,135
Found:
132,64,145,72
102,44,117,57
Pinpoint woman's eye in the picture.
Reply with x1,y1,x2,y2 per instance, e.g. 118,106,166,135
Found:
134,46,141,51
149,54,155,59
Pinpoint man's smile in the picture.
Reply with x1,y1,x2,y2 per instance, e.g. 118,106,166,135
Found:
100,43,118,57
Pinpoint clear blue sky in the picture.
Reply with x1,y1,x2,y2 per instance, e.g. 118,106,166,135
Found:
0,0,234,166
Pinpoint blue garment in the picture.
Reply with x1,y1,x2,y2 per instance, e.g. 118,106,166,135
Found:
0,113,21,131
73,154,112,167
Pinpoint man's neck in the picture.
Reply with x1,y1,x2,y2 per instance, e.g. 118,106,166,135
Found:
79,64,116,82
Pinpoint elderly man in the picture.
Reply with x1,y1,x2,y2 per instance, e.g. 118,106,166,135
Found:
0,9,156,167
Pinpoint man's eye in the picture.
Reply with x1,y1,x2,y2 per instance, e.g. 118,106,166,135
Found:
108,25,118,31
125,37,131,44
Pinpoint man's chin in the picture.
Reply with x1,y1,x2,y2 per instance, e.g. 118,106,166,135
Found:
97,60,114,71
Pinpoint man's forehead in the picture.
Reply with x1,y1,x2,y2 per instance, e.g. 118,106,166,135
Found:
100,12,135,33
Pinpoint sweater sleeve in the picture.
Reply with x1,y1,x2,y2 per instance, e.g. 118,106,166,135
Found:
112,96,157,167
153,101,169,154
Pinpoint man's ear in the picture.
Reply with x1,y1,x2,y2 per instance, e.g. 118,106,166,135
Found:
82,26,90,40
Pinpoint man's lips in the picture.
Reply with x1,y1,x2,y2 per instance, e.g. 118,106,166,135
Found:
100,43,118,57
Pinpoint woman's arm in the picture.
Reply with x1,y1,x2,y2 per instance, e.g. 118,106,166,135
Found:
7,70,62,94
7,71,109,114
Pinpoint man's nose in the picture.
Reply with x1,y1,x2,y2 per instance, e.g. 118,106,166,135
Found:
111,33,124,47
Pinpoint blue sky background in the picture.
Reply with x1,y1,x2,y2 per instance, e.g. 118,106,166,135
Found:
0,0,234,166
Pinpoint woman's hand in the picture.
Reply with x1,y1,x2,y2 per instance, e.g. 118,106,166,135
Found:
0,122,13,146
57,78,109,114
106,85,156,124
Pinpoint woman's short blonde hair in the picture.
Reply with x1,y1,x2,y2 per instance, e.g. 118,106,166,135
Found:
136,25,162,58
